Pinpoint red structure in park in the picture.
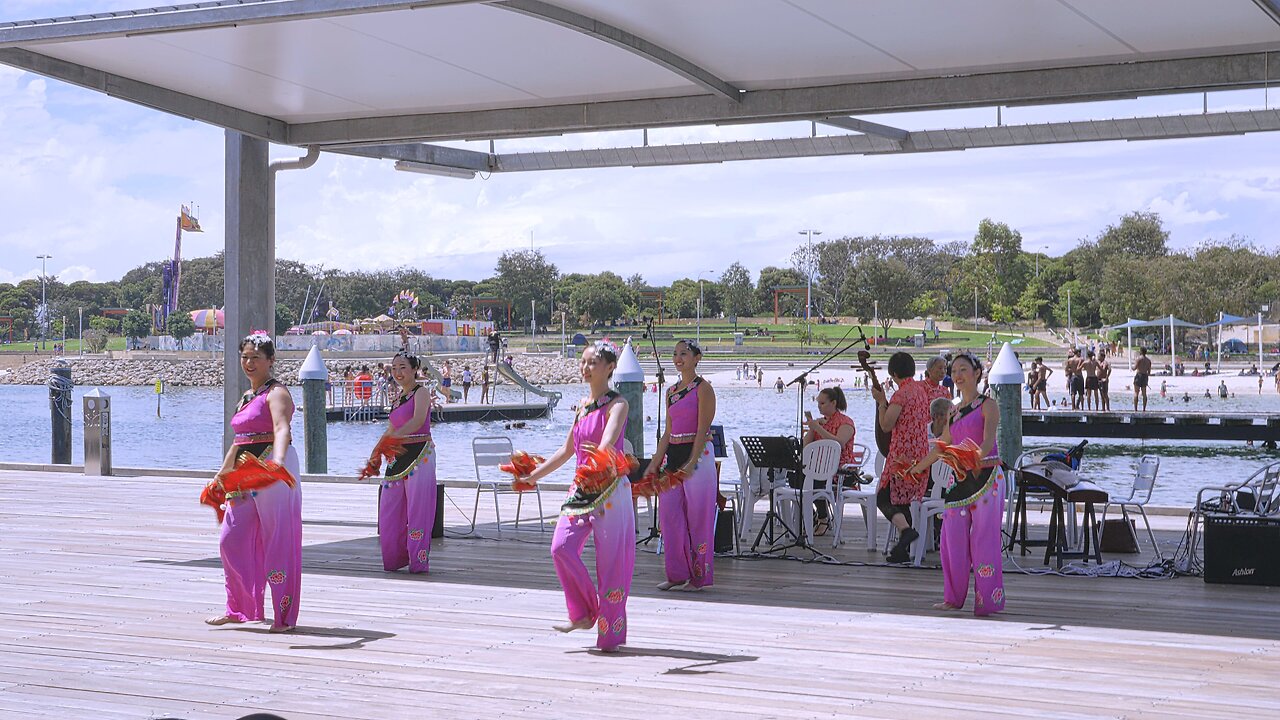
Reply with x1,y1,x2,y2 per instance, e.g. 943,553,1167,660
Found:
772,286,808,324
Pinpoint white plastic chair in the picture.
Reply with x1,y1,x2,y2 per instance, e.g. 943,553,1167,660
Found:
832,443,879,550
773,439,841,547
470,436,545,534
1099,455,1161,559
733,438,775,542
910,463,953,566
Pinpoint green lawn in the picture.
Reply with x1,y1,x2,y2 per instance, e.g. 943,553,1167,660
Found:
628,320,1052,349
0,336,127,353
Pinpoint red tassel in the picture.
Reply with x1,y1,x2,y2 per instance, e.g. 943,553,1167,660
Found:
631,467,689,499
933,438,984,475
356,436,406,480
199,455,295,523
573,446,639,493
500,450,546,491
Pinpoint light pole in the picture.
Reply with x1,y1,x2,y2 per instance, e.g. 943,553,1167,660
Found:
1036,245,1048,277
36,254,51,349
974,284,991,333
798,229,821,343
696,269,715,348
78,307,83,355
1260,305,1270,371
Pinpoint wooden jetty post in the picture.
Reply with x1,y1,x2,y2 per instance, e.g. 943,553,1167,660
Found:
299,344,328,473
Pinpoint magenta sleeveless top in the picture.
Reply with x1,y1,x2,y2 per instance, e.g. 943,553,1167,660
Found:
950,396,997,460
573,392,625,465
666,378,701,441
389,388,431,439
231,380,291,445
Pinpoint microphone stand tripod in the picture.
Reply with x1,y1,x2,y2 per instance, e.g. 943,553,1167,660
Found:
636,317,665,550
768,324,864,561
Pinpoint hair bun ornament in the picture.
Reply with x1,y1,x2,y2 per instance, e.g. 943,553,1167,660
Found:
243,329,273,346
681,338,701,354
594,338,619,355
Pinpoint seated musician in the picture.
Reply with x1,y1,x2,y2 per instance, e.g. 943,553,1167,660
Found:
793,387,856,536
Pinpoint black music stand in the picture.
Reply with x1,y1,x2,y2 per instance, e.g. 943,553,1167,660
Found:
741,435,804,554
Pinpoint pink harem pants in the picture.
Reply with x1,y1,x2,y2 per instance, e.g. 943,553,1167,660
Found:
551,480,635,651
658,441,717,588
940,467,1006,616
379,446,437,573
218,446,302,628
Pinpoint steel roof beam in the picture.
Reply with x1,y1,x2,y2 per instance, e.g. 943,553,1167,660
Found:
288,51,1280,144
480,108,1280,171
0,47,288,142
817,116,909,141
0,0,473,47
491,0,742,102
328,142,494,170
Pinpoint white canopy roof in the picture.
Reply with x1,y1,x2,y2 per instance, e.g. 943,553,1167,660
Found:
3,0,1280,149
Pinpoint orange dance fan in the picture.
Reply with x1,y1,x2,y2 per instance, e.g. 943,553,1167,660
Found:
631,467,690,499
199,455,296,523
573,445,639,494
357,435,407,480
933,438,984,476
887,456,927,484
499,450,545,492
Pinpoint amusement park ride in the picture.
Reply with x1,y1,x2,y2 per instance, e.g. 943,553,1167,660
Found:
152,205,202,332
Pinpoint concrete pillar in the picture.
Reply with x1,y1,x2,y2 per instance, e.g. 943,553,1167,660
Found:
49,364,73,464
614,340,646,459
223,131,273,450
989,342,1024,536
299,344,328,473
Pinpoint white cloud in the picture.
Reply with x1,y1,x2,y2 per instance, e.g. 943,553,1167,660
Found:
1146,191,1227,226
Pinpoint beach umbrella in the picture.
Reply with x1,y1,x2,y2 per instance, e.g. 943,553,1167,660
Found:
311,330,329,336
333,328,353,335
190,308,224,330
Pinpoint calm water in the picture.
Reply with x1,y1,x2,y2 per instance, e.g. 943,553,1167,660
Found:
3,383,1277,506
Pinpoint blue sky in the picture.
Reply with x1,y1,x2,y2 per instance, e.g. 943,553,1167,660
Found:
2,0,1279,288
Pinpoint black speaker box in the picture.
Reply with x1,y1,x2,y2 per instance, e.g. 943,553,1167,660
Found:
1203,514,1280,586
714,508,736,553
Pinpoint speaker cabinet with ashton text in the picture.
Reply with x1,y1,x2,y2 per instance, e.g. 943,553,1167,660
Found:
1203,514,1280,586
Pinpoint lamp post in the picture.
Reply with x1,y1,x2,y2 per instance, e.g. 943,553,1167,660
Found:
974,284,991,333
1261,304,1270,371
78,307,83,355
798,229,821,343
36,254,51,349
696,269,715,348
1036,245,1048,278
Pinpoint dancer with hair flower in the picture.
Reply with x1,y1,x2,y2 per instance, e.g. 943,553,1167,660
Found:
517,340,634,652
204,331,302,633
362,352,438,573
909,353,1006,616
644,339,718,592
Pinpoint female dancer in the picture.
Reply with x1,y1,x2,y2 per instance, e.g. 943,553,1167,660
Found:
645,339,718,591
367,352,437,573
520,341,633,652
207,331,302,633
910,353,1005,616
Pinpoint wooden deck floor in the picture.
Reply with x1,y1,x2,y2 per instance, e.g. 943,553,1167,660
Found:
1,470,1278,719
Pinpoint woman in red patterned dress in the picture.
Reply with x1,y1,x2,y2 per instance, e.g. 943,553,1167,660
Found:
872,351,932,563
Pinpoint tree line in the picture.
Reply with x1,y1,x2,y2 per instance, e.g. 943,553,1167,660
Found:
2,210,1277,341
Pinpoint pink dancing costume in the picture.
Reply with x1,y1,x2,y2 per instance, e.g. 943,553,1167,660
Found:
378,389,437,573
550,391,635,651
940,399,1005,616
219,380,302,628
658,378,717,588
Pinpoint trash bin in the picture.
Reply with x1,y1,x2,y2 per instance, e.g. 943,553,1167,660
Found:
734,332,744,346
83,388,112,476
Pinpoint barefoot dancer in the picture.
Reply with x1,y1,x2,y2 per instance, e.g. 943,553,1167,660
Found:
911,353,1006,616
207,332,302,633
520,340,634,651
646,339,718,592
367,352,437,573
